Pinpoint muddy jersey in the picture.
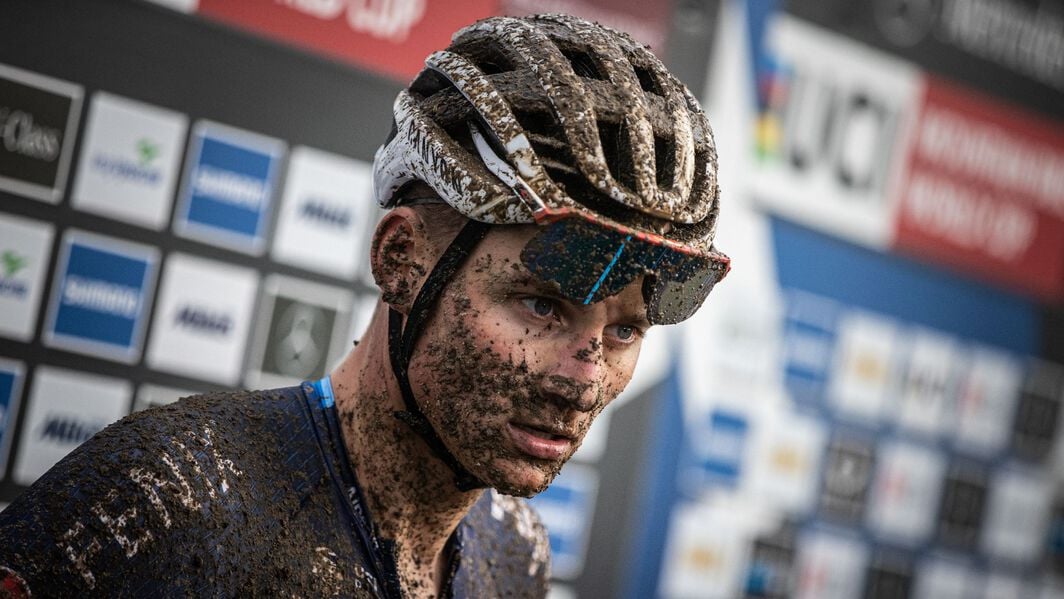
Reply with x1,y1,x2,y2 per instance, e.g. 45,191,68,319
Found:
0,384,550,598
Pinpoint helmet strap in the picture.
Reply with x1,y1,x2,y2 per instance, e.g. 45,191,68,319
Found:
387,218,491,492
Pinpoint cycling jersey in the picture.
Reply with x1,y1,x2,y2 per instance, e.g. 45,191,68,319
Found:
0,382,550,597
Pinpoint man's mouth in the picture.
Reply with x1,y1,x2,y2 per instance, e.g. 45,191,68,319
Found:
507,422,575,460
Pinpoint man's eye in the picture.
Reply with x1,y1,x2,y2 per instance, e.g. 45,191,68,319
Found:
616,325,635,341
521,297,556,317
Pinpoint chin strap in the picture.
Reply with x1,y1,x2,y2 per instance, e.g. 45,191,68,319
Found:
388,219,491,491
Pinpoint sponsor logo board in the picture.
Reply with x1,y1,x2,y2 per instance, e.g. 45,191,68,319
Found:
936,463,988,549
0,63,83,203
527,463,598,581
749,410,826,515
828,311,899,423
0,359,26,476
866,440,946,545
174,121,285,254
44,230,158,363
246,274,353,389
271,146,372,279
913,558,976,599
863,557,913,599
892,76,1064,300
685,408,749,490
819,434,875,523
793,530,868,599
658,502,746,598
0,214,54,341
146,253,258,385
196,0,495,81
743,523,796,599
953,347,1023,456
133,383,195,413
755,16,918,248
981,469,1053,564
72,92,189,229
781,289,840,404
13,366,131,485
1011,361,1064,461
895,329,959,438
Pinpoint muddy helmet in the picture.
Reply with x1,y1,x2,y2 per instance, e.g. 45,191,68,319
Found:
374,14,729,491
373,13,729,325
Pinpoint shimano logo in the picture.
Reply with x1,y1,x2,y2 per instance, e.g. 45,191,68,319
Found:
192,165,269,209
62,275,140,318
39,416,102,445
175,305,232,335
92,154,161,185
300,198,351,227
275,0,426,43
0,107,61,162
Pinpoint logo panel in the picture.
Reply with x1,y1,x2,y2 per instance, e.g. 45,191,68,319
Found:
819,434,876,523
892,76,1064,301
658,502,746,598
246,274,353,389
828,311,900,423
684,408,749,491
44,230,158,363
196,0,496,80
0,214,54,341
527,463,599,581
1010,361,1064,461
72,92,189,229
936,464,988,549
271,146,372,279
981,469,1053,563
0,358,25,476
793,530,869,599
13,366,131,485
953,347,1022,455
146,253,258,384
749,410,826,516
866,441,945,545
0,63,82,203
754,16,919,247
174,121,285,254
895,329,959,438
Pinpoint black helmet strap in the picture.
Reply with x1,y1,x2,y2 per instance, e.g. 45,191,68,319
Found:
387,218,491,491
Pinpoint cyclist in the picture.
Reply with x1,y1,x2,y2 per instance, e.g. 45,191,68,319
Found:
0,13,727,598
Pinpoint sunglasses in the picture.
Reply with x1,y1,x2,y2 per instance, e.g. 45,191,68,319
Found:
469,123,729,325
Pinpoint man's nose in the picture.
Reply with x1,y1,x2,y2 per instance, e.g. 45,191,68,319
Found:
540,334,604,412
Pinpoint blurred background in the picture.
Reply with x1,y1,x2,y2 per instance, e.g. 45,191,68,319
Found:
0,0,1062,597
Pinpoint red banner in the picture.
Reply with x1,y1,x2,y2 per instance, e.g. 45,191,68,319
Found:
197,0,498,81
892,76,1064,301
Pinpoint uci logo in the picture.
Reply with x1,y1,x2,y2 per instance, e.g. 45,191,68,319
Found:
175,305,232,336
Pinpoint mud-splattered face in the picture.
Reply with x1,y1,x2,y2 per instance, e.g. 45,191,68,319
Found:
406,225,650,497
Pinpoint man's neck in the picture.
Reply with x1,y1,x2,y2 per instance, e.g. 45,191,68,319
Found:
329,303,483,597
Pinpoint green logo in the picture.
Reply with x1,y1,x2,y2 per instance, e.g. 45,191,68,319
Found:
136,138,160,167
2,250,27,277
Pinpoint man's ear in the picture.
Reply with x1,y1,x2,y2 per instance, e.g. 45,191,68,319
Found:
370,207,434,314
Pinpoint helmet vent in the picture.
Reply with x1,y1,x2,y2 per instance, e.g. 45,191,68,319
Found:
455,39,515,75
633,64,663,97
560,46,607,81
598,120,637,191
654,135,675,188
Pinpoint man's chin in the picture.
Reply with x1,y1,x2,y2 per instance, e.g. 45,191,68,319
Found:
483,460,562,498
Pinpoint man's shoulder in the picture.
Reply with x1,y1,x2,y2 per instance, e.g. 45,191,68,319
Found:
462,489,551,592
0,385,325,594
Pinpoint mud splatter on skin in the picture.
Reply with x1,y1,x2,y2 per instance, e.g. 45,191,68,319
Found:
333,224,645,597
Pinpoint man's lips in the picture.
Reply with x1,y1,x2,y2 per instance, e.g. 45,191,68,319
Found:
507,422,575,460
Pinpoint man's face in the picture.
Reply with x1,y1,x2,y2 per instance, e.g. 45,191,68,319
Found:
406,225,651,497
